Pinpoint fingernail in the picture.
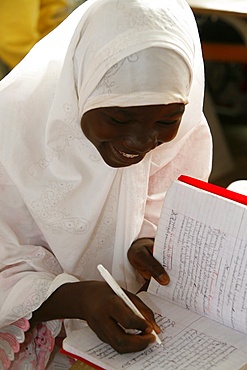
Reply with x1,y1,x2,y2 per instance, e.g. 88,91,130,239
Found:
158,273,170,285
153,323,161,334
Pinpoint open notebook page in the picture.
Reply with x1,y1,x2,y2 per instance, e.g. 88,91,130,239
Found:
62,293,247,370
148,179,247,334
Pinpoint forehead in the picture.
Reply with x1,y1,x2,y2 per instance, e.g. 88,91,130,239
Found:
96,103,185,118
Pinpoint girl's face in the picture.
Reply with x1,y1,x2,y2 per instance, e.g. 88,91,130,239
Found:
81,103,185,168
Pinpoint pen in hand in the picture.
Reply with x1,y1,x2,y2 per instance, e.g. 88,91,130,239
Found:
97,264,162,345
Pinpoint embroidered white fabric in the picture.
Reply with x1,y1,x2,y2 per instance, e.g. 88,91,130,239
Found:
82,48,191,114
0,0,212,367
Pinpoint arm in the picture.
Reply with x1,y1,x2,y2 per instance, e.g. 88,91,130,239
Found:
0,164,159,356
30,280,160,353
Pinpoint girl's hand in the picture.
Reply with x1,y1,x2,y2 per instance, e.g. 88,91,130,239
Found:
31,280,161,354
78,281,161,353
128,238,170,286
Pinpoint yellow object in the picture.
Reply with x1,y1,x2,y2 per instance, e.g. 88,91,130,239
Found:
0,0,70,69
69,361,94,369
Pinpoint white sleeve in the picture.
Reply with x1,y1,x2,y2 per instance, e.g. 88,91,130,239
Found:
0,163,79,367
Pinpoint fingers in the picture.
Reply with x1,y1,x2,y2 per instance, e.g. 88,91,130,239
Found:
123,290,160,333
94,319,156,354
124,291,161,337
128,238,170,285
88,293,158,353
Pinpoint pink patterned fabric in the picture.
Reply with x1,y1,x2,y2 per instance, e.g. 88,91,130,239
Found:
0,319,63,369
0,332,20,353
0,348,11,370
0,318,29,369
11,323,55,370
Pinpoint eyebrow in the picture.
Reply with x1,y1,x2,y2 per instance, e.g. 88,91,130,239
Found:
165,107,185,118
106,107,133,117
105,105,185,118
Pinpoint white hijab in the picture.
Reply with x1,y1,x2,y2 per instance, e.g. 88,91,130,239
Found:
82,47,191,113
0,0,212,331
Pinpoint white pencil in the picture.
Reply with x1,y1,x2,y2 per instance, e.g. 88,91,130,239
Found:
97,264,161,345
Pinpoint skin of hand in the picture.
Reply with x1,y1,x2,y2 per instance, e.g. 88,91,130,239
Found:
30,280,160,353
128,238,170,286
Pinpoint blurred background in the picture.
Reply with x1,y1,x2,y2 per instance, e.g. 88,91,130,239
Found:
0,0,246,189
187,0,247,188
0,0,87,79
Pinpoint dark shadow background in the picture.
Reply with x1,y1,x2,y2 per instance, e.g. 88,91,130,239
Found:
195,14,247,187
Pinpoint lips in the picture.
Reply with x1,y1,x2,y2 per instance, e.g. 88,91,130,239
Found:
118,150,140,159
105,144,143,167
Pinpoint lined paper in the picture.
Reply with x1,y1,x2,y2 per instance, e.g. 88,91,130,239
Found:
63,179,247,369
150,180,247,333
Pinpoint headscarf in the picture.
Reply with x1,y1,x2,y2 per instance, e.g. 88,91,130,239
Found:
82,47,191,113
0,0,212,363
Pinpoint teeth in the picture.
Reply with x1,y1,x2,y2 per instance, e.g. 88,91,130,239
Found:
119,151,139,159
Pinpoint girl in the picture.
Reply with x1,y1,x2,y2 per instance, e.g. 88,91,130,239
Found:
0,0,212,368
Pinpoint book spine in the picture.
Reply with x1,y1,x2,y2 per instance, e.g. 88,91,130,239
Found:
178,175,247,206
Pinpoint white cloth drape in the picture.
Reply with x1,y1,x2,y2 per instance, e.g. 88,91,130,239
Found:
0,0,212,367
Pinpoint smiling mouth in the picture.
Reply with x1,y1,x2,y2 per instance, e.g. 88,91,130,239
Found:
107,145,143,167
118,150,140,159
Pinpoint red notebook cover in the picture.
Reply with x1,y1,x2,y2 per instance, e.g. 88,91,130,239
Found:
178,175,247,206
60,348,104,370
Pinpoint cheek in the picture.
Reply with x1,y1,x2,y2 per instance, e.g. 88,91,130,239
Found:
81,125,95,145
159,125,180,143
81,119,102,144
81,121,119,145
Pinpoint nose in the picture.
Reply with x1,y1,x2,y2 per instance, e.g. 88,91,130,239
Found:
123,130,159,154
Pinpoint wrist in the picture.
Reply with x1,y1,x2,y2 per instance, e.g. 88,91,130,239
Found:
30,281,98,325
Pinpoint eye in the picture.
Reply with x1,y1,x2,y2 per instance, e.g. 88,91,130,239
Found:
110,117,126,125
157,119,180,126
109,115,133,125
